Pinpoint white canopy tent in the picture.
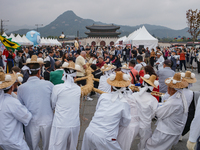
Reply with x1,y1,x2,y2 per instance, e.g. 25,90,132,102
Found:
124,26,158,50
2,32,8,38
21,35,34,46
8,33,18,43
15,34,25,45
115,36,127,45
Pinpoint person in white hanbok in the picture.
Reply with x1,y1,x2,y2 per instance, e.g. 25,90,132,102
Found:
180,71,196,137
81,71,131,150
155,52,164,70
133,74,158,150
98,64,115,93
117,64,140,150
49,61,81,150
17,55,54,150
0,68,32,150
145,73,189,150
187,96,200,150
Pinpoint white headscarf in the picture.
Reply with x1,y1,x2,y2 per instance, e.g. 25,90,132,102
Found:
111,86,127,103
139,82,154,96
62,70,77,88
104,69,113,78
22,65,40,74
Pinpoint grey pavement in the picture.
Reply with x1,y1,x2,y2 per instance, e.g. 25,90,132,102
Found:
0,68,199,150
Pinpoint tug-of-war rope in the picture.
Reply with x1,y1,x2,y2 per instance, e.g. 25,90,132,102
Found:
74,63,164,97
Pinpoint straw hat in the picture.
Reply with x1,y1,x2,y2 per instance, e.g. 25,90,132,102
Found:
23,55,44,65
16,72,24,84
0,67,17,89
101,64,113,72
107,71,130,87
181,71,196,83
62,61,81,72
121,63,130,70
141,74,158,88
165,73,188,89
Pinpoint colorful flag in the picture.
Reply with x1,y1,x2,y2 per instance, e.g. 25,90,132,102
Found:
0,35,21,52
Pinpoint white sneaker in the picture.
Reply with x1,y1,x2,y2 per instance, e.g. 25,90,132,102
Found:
87,96,93,101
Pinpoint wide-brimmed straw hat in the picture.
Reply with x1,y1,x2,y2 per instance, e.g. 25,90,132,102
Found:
62,61,81,72
165,73,188,89
0,67,17,89
101,64,113,72
23,55,45,65
121,63,130,70
141,74,158,88
181,71,196,83
107,71,130,87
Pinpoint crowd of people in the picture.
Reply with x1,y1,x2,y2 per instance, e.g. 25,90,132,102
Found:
0,44,200,150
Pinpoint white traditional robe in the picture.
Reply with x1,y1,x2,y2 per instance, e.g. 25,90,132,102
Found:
146,91,186,150
189,96,200,142
17,76,54,150
98,75,111,93
135,87,158,150
81,92,131,150
0,93,32,150
156,55,164,70
49,81,81,150
117,89,139,150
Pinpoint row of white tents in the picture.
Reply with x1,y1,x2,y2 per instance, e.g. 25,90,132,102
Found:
2,33,61,46
115,26,158,50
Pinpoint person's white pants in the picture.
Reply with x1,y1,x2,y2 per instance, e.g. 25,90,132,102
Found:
138,127,152,150
25,122,52,150
145,129,180,150
0,140,29,150
49,126,80,150
117,121,139,150
81,128,122,150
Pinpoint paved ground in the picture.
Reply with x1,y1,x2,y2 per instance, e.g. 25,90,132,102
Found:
0,68,199,150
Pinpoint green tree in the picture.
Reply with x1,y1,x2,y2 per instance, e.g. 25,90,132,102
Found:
186,9,200,44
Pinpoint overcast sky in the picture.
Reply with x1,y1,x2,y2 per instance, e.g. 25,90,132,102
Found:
0,0,199,30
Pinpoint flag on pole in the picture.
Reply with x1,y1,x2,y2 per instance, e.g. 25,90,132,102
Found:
0,35,21,52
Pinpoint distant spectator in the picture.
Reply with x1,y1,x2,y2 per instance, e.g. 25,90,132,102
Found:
156,59,175,94
179,49,186,71
155,52,164,70
145,47,150,65
150,48,156,67
0,51,4,68
96,56,105,68
44,61,51,81
104,51,110,64
112,56,122,68
90,64,103,96
48,50,55,71
134,55,146,72
50,61,64,85
89,54,97,64
129,59,138,84
62,52,68,63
